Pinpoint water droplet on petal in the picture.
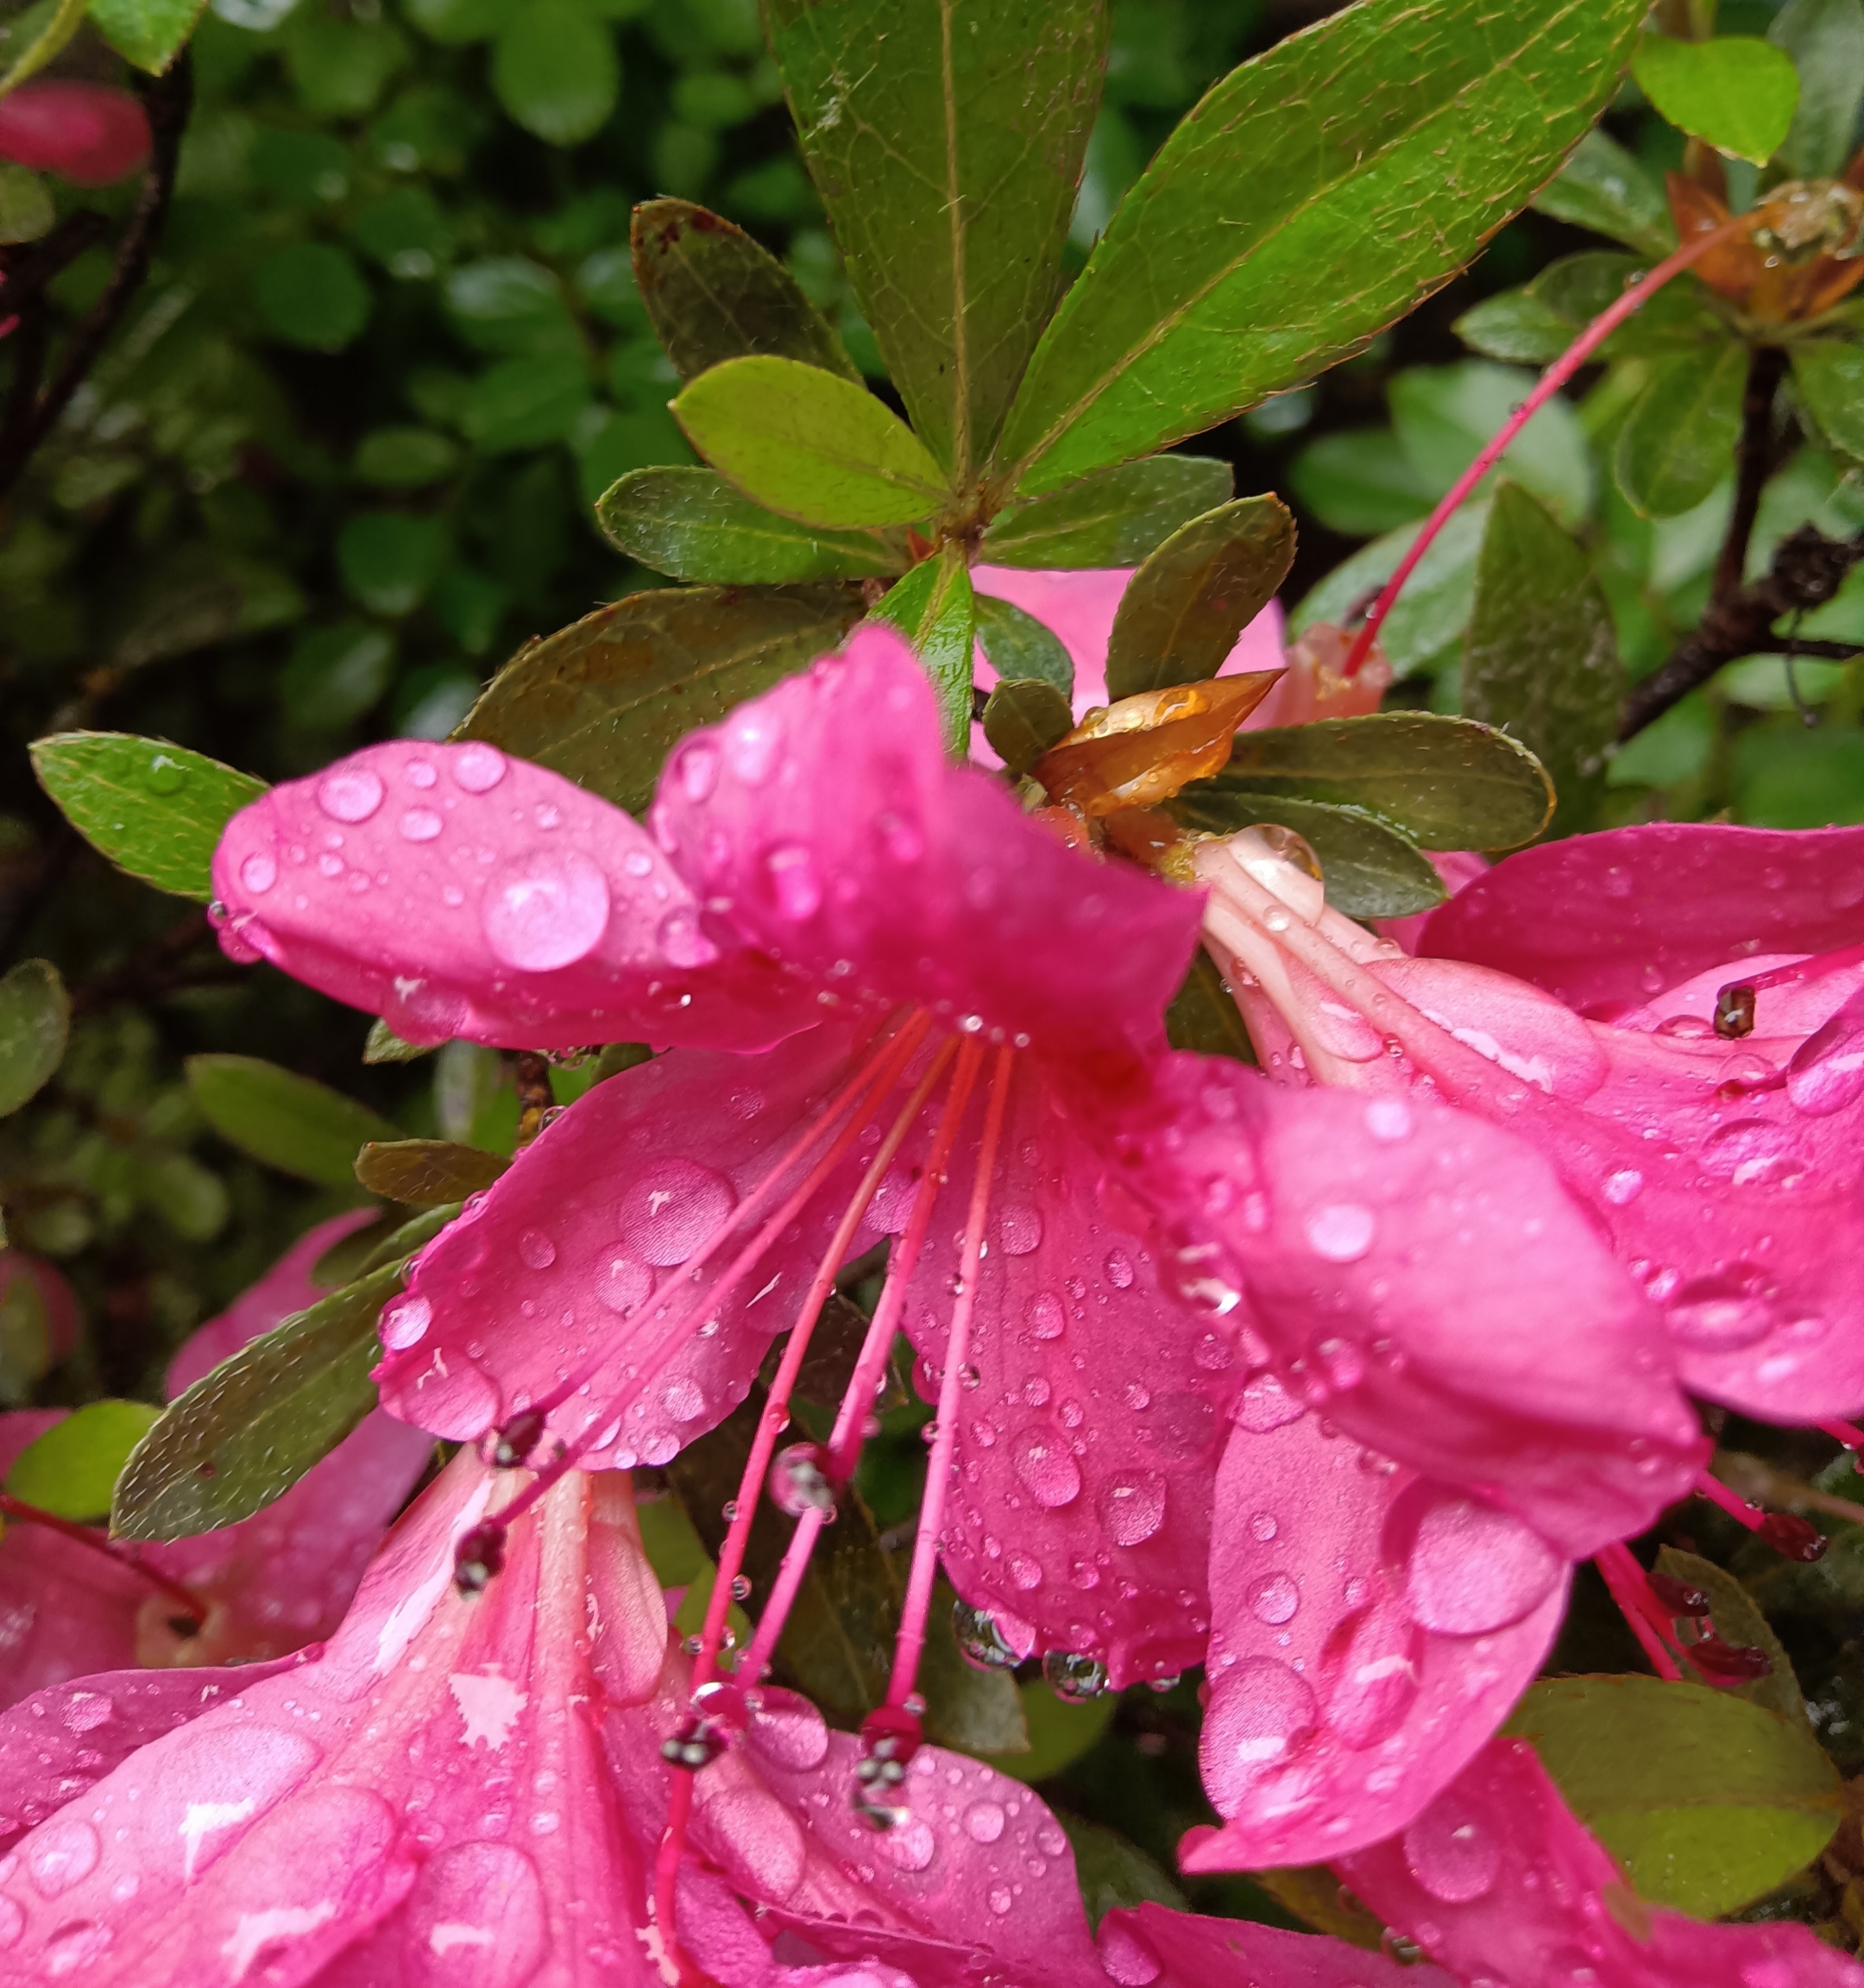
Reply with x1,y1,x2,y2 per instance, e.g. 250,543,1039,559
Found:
1666,1267,1778,1351
1100,1919,1162,1986
1013,1430,1082,1508
764,841,822,920
618,1159,737,1266
318,764,385,823
1404,1800,1500,1903
400,807,444,842
1097,1474,1166,1546
1043,1651,1109,1702
661,1377,706,1423
596,1255,653,1315
239,852,277,894
1321,1589,1422,1748
1698,1118,1807,1186
1397,1486,1563,1634
381,1293,432,1350
1236,1372,1305,1433
1364,1098,1412,1142
452,743,507,792
724,709,783,785
998,1204,1042,1255
658,905,719,969
1204,1656,1318,1781
677,740,720,802
482,849,611,971
1024,1291,1065,1340
964,1800,1005,1844
1249,1573,1300,1625
1306,1203,1376,1262
517,1228,557,1270
27,1817,99,1895
1103,1248,1136,1289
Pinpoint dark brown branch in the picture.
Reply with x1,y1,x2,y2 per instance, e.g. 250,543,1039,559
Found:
1710,344,1787,608
1773,639,1864,661
0,211,108,318
1620,523,1864,739
0,54,192,503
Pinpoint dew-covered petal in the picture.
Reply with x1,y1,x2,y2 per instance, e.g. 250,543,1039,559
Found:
1418,821,1864,1016
649,627,1200,1066
1339,1739,1864,1988
1097,1902,1452,1988
212,738,816,1053
1187,1412,1564,1870
1109,1060,1703,1558
377,1022,890,1466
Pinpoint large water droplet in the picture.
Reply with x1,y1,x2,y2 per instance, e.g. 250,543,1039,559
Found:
763,841,822,920
964,1799,1006,1844
400,808,444,843
1204,1656,1317,1781
146,752,187,795
746,1688,829,1771
1249,1572,1300,1626
318,764,385,823
595,1255,653,1315
381,1293,432,1350
1097,1473,1166,1546
452,743,507,792
1013,1430,1082,1508
618,1158,737,1266
1666,1267,1778,1351
1321,1590,1422,1749
1698,1118,1807,1186
1785,1004,1864,1117
1103,1248,1136,1289
1043,1651,1109,1702
724,708,783,785
657,906,720,969
1236,1372,1305,1433
239,851,277,894
482,849,611,972
1099,1918,1162,1986
27,1816,99,1895
953,1598,1030,1671
1024,1291,1065,1340
1404,1799,1501,1903
516,1228,557,1270
1305,1203,1376,1262
400,1840,544,1988
1397,1486,1562,1635
998,1204,1042,1256
872,1815,936,1872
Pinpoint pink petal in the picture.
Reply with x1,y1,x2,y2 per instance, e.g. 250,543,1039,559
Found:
1109,1059,1704,1557
1097,1902,1451,1988
211,738,815,1052
1338,1739,1864,1988
1186,1413,1565,1869
1418,822,1864,1016
0,81,150,184
1376,851,1489,957
648,627,1200,1065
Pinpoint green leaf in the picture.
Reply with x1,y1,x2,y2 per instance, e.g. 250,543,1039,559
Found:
85,0,203,71
459,584,862,816
1061,1819,1186,1929
1454,289,1580,368
187,1055,400,1187
252,242,373,352
984,1678,1114,1783
1219,713,1554,852
672,355,946,528
1653,1545,1811,1733
29,733,268,903
1770,0,1864,179
867,546,976,753
0,959,67,1117
353,426,460,487
461,354,592,453
112,1257,411,1539
282,623,396,731
8,1400,161,1520
1164,950,1256,1065
354,1138,508,1205
1792,340,1864,461
1288,430,1433,537
444,257,577,355
1104,496,1294,701
765,0,1107,479
1463,482,1623,832
336,513,449,617
363,1019,438,1066
974,595,1074,698
1458,253,1712,368
1390,362,1593,528
1503,1675,1842,1918
1293,503,1490,676
491,0,619,146
980,456,1234,569
1633,33,1800,166
1170,790,1447,920
982,676,1074,776
1616,340,1748,519
1532,128,1675,258
0,164,52,245
996,0,1645,494
596,467,904,582
630,198,857,384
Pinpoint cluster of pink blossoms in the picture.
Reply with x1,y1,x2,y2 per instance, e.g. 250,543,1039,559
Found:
2,567,1861,1987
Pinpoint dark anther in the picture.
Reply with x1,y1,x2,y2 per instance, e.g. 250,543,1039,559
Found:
1757,1512,1829,1562
493,1408,548,1469
167,1614,204,1638
1687,1634,1774,1685
660,1714,730,1771
1714,984,1757,1039
454,1520,507,1595
1647,1571,1713,1619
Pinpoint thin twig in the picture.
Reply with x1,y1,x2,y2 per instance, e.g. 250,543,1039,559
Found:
1710,344,1787,607
0,211,108,315
1769,638,1864,661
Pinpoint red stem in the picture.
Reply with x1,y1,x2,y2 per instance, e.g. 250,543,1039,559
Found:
0,1491,207,1626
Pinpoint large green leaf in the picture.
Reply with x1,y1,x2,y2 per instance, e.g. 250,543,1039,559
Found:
673,355,947,528
630,197,858,383
1532,127,1675,257
1653,1545,1811,1733
1170,790,1446,920
1463,482,1623,832
996,0,1646,494
597,467,904,582
974,595,1074,698
1615,340,1748,519
1503,1675,1842,1918
979,456,1233,568
1774,0,1864,178
1219,713,1554,851
112,1257,411,1540
8,1400,162,1520
187,1055,400,1187
1792,339,1864,462
1104,496,1294,701
868,545,976,753
981,676,1074,775
0,959,67,1118
86,0,205,72
1632,33,1799,167
458,585,862,816
1288,430,1433,537
30,733,268,903
765,0,1107,480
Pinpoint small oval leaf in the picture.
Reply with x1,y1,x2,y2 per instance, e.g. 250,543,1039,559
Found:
187,1055,400,1188
982,677,1075,777
974,595,1074,699
8,1400,162,1521
597,466,905,582
0,959,68,1118
1631,33,1800,165
981,456,1236,569
355,1138,509,1206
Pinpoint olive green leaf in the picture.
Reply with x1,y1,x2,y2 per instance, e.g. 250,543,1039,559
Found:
765,0,1108,479
974,595,1074,698
1653,1545,1812,1733
1104,496,1294,701
630,197,859,383
867,545,977,753
1170,789,1446,920
362,1019,438,1066
597,466,905,582
1770,0,1864,179
997,0,1647,494
1632,32,1799,167
1615,340,1748,519
354,1138,508,1206
0,959,68,1118
673,355,947,528
1164,951,1256,1065
187,1055,400,1188
979,455,1234,569
8,1400,162,1520
458,584,862,816
982,677,1074,776
1532,128,1675,258
1060,1818,1187,1928
30,733,268,903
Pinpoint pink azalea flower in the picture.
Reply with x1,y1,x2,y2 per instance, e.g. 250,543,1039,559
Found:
0,1215,430,1706
1096,1903,1448,1988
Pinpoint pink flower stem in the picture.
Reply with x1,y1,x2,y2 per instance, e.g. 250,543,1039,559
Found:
653,1771,699,1987
885,1042,1016,1714
0,1491,207,1627
1819,1419,1864,1450
1342,209,1764,680
1694,1468,1764,1532
1592,1542,1684,1682
1738,942,1864,995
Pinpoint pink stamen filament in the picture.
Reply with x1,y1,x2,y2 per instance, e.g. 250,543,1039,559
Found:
1694,1469,1765,1532
1735,941,1864,997
1342,209,1764,680
0,1492,208,1627
885,1042,1015,1714
1592,1542,1684,1682
1819,1419,1864,1450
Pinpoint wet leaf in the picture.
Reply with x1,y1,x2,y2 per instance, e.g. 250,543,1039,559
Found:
1219,713,1553,852
979,456,1234,569
8,1400,162,1521
187,1054,399,1188
982,676,1074,775
1463,482,1622,834
86,0,205,72
672,355,946,529
112,1256,410,1540
997,0,1645,493
0,960,68,1118
1532,128,1675,258
975,596,1074,697
1792,339,1864,462
1104,496,1294,701
1771,0,1864,179
1654,1545,1811,1733
1632,33,1799,167
868,546,976,753
354,1138,508,1206
630,197,858,383
1163,951,1256,1065
1060,1817,1187,1929
1169,790,1446,920
1615,340,1748,519
1502,1674,1842,1918
457,584,862,817
765,0,1107,478
29,733,268,903
597,467,904,582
